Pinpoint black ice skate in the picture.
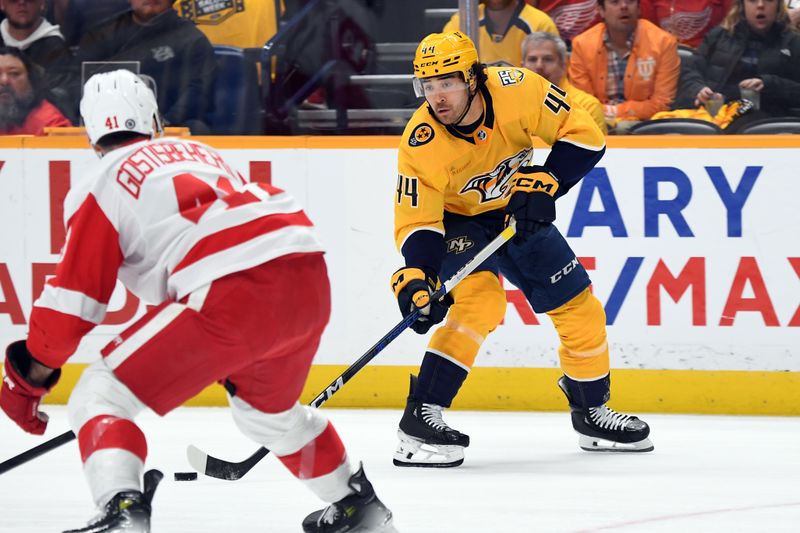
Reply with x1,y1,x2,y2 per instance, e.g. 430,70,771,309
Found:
302,463,396,533
393,375,469,468
64,469,164,533
558,376,654,452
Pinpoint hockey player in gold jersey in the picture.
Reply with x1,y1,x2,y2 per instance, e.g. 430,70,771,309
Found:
391,31,653,467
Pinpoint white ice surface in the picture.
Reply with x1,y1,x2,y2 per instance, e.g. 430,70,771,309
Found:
1,407,799,532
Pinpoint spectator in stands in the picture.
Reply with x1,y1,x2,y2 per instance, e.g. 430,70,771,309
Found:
677,0,800,119
444,0,559,66
789,0,799,30
0,0,76,121
173,0,280,48
75,0,216,132
521,31,607,133
0,46,70,135
526,0,603,43
640,0,733,48
569,0,679,124
50,0,130,48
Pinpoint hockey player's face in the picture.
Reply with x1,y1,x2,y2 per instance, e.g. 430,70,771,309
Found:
419,74,471,125
522,41,565,85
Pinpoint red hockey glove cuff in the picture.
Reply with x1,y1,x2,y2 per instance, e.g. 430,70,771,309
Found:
1,340,61,435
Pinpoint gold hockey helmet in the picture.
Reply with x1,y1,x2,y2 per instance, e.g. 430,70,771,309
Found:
412,31,479,92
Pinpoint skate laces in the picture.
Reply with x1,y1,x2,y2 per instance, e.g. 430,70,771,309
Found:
420,403,450,431
589,405,640,431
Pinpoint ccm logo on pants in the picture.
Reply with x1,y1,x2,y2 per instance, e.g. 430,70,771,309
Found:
551,258,580,284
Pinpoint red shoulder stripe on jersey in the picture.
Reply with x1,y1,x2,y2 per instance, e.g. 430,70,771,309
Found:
255,182,284,195
171,211,314,274
49,194,123,303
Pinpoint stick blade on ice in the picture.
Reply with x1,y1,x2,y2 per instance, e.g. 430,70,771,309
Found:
186,445,209,476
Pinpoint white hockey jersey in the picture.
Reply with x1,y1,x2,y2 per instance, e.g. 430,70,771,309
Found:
28,138,323,368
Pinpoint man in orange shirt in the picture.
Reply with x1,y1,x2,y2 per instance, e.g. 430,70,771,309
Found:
569,0,679,123
0,47,70,135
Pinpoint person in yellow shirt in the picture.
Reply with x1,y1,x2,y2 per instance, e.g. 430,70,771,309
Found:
521,32,607,134
173,0,279,48
391,31,653,468
444,0,559,66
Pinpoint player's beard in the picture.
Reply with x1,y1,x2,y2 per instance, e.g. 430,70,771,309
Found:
0,87,37,130
432,91,472,126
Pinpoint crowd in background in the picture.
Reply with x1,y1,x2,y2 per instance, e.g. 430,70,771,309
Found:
0,0,798,136
0,0,278,135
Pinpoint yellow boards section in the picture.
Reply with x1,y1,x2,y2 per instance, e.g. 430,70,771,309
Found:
32,364,800,416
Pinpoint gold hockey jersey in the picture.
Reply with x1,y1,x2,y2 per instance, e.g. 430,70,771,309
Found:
443,3,559,67
395,66,604,251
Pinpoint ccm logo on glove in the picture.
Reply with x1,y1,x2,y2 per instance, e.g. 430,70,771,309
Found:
510,173,559,196
504,166,560,242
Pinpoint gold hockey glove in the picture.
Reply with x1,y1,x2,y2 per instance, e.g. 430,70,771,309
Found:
390,267,453,334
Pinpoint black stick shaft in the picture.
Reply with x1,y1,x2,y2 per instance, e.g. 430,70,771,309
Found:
193,221,517,480
0,430,75,475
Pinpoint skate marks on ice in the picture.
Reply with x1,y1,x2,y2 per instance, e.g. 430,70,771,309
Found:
575,501,800,532
1,407,798,532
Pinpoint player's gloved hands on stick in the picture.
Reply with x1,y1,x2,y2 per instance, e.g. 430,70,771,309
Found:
504,165,560,242
1,340,61,435
391,267,453,334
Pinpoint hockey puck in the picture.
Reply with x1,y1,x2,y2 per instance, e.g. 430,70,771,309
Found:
173,471,198,481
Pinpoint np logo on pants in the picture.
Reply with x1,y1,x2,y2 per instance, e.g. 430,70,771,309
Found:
447,236,474,254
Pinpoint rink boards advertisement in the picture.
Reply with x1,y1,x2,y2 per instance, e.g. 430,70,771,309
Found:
0,136,798,413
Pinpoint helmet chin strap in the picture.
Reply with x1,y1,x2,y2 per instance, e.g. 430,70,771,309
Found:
453,86,478,126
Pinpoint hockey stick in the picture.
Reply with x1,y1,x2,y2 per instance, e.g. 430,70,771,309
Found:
0,429,75,475
186,219,517,480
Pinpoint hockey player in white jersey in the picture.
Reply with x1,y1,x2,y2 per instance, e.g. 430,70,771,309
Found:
0,70,395,533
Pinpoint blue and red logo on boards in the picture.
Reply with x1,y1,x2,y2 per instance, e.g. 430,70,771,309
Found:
500,165,800,328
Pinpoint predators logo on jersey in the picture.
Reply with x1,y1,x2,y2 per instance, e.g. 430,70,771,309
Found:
409,123,435,147
459,148,531,203
497,69,525,86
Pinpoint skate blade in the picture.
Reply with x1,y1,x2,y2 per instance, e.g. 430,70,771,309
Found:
578,434,655,452
350,515,399,533
393,430,465,468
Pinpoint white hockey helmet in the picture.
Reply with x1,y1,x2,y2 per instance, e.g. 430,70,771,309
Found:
80,69,162,146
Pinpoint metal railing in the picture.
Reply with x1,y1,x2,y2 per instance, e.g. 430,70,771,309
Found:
297,108,414,130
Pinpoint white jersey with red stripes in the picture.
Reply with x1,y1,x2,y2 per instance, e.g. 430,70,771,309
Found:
28,137,323,368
